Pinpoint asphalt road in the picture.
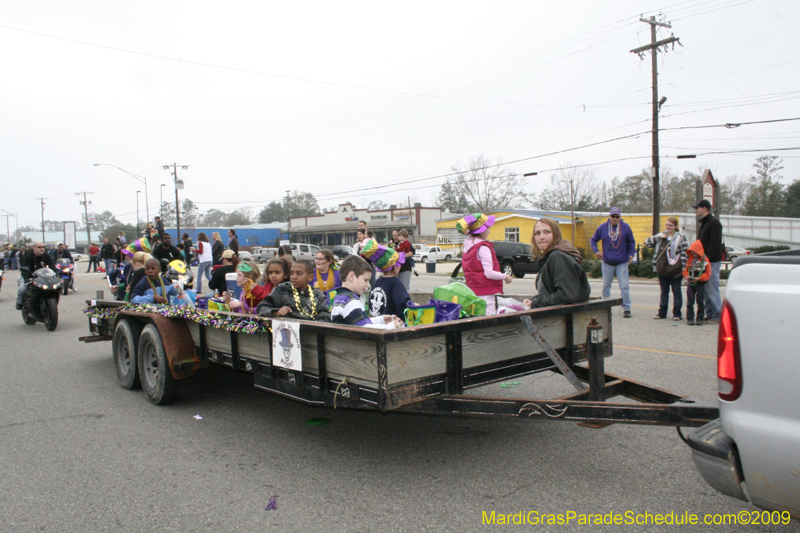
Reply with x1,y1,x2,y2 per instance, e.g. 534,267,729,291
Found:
0,266,794,532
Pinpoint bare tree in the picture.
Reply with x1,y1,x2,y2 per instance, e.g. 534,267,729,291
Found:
719,175,750,215
440,155,529,213
538,163,603,210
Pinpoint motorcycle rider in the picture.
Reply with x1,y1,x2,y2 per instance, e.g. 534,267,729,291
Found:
54,242,76,291
16,241,56,310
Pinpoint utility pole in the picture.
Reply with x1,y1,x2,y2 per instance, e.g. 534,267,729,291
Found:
163,163,188,241
631,16,680,235
1,214,10,246
2,209,18,245
75,192,93,251
36,197,47,241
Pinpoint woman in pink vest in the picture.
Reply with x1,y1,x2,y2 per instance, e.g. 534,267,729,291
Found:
457,213,512,315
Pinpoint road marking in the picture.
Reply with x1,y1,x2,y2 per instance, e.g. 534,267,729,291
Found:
616,345,715,360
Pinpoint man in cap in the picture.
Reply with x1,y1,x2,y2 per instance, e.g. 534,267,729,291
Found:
693,199,723,324
16,241,56,309
590,207,636,317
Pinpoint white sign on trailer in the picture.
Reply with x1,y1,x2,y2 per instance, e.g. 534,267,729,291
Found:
272,320,302,371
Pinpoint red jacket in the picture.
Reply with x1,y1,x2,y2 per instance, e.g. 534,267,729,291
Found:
89,245,100,256
462,240,503,296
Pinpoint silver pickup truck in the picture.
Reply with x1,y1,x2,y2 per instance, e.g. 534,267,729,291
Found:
687,251,800,519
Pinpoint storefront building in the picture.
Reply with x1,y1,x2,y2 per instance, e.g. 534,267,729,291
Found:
288,203,443,246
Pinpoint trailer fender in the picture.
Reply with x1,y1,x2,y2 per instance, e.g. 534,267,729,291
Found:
117,310,201,380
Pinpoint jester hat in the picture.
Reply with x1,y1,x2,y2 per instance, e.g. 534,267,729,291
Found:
455,213,495,235
130,237,151,253
360,238,405,272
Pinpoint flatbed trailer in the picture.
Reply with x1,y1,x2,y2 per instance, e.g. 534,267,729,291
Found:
81,295,718,428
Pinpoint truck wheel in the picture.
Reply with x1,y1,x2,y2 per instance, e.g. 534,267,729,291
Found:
113,319,142,390
502,262,514,276
444,255,452,261
421,256,428,263
137,324,179,405
514,272,525,279
42,298,58,331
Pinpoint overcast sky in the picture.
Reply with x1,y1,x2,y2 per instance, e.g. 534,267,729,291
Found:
2,0,798,231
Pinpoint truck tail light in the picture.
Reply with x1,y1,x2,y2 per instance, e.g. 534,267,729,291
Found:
718,299,742,401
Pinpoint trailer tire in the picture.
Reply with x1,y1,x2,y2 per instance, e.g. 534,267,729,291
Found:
137,324,179,405
112,318,142,390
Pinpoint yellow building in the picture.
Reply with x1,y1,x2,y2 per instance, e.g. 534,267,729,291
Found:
436,210,672,257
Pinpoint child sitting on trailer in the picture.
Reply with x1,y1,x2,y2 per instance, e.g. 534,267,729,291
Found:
223,261,271,314
259,258,290,295
331,255,404,329
257,260,331,322
359,239,411,320
130,258,184,304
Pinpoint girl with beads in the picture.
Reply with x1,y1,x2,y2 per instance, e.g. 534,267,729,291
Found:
256,260,331,322
223,261,271,314
311,249,341,301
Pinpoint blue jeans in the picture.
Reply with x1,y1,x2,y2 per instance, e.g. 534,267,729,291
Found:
704,261,721,320
657,275,683,318
104,259,115,276
601,262,631,311
17,276,27,306
197,261,213,293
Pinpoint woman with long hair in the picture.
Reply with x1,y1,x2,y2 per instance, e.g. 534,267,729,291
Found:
211,231,225,266
195,232,214,293
524,218,591,309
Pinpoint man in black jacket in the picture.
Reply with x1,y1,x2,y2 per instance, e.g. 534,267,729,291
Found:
694,199,723,323
100,237,116,278
154,216,165,240
17,241,56,309
152,233,183,273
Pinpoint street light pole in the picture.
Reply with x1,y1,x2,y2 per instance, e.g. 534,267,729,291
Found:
136,191,141,236
93,164,151,222
163,163,188,241
160,184,166,220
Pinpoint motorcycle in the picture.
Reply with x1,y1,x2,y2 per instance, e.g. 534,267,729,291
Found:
55,258,74,295
20,267,62,331
164,259,194,290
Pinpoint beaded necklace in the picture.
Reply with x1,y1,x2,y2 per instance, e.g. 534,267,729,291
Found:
314,269,335,293
146,276,166,298
608,220,622,250
291,285,318,320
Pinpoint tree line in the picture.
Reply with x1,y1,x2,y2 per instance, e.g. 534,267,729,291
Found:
437,154,800,218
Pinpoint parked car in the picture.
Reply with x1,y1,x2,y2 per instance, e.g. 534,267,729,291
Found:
491,241,539,278
237,250,253,262
413,245,454,263
290,243,320,261
71,253,83,262
331,245,352,261
251,247,279,263
724,245,750,261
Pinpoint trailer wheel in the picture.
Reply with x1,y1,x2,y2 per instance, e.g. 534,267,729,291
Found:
112,319,142,390
137,324,179,405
